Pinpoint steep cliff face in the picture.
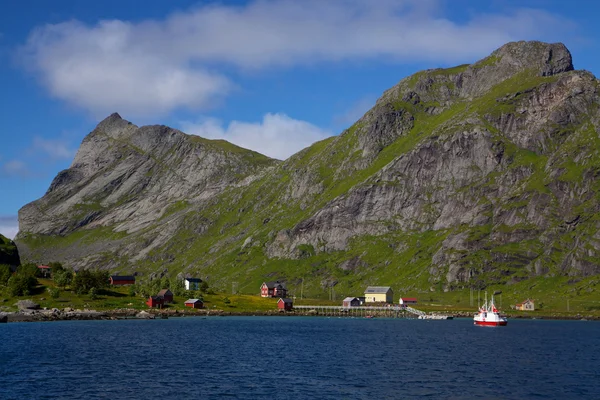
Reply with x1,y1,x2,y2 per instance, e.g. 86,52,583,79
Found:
15,41,600,294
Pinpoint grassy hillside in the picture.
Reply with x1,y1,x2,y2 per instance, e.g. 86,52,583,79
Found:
15,42,600,304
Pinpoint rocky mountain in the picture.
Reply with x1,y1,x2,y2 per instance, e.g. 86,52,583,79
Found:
16,41,600,296
0,234,20,266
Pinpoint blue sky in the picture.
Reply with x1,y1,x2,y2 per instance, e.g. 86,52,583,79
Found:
1,0,599,239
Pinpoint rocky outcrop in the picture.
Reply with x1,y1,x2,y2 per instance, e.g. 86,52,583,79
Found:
14,41,600,293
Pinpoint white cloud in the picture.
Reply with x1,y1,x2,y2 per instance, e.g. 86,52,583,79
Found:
1,160,31,178
20,0,574,117
0,216,18,239
181,113,331,160
31,137,75,160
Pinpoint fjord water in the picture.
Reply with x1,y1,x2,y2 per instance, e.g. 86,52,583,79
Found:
1,317,599,399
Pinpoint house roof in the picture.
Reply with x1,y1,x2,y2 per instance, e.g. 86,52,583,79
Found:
184,299,203,304
343,297,358,302
516,299,534,306
149,296,163,301
364,286,392,294
111,275,135,281
185,278,202,283
401,297,418,301
157,289,173,296
37,265,51,269
278,298,293,303
264,281,287,289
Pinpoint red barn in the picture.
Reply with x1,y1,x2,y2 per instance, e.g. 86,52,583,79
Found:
261,281,287,298
157,289,174,304
110,275,136,286
146,296,164,308
184,299,204,309
277,298,293,311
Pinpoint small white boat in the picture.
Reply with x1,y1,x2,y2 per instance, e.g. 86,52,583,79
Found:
418,314,453,320
474,292,507,326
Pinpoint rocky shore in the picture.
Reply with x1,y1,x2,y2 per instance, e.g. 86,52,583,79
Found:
1,307,598,323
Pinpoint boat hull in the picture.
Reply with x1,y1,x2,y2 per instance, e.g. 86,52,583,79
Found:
474,319,507,326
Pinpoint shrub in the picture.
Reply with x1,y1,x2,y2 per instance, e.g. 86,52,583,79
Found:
89,287,98,300
47,287,60,299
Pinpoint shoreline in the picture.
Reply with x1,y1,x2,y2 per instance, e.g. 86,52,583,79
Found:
1,308,598,323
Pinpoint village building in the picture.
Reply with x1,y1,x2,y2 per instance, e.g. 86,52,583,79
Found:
184,277,202,291
184,299,204,309
516,299,535,311
364,286,394,303
157,289,174,304
260,281,287,298
109,275,136,286
277,298,293,311
146,296,164,308
399,297,418,306
37,265,51,278
342,297,360,308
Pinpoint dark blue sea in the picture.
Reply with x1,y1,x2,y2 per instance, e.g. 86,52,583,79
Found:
1,317,599,399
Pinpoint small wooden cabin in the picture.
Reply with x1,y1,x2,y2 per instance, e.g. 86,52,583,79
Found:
146,296,164,308
184,299,204,309
400,297,418,305
277,298,293,311
157,289,174,304
342,297,360,308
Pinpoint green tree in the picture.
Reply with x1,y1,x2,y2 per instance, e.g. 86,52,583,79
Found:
0,264,11,286
128,284,137,297
54,270,73,289
72,270,107,295
19,263,39,277
89,287,98,300
8,274,37,296
199,281,209,293
48,262,65,275
172,278,185,296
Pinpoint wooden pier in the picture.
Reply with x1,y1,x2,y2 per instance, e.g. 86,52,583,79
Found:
293,305,421,318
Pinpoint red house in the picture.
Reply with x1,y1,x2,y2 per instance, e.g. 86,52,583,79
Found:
146,296,164,308
157,289,174,304
261,281,287,298
184,299,204,309
400,297,418,306
110,275,136,285
277,298,293,311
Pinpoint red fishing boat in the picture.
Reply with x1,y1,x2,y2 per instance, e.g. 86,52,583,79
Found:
474,292,507,326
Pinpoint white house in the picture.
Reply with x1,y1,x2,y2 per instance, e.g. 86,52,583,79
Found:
184,277,202,291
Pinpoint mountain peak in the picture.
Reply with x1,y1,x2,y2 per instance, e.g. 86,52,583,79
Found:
487,40,573,77
95,112,136,139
